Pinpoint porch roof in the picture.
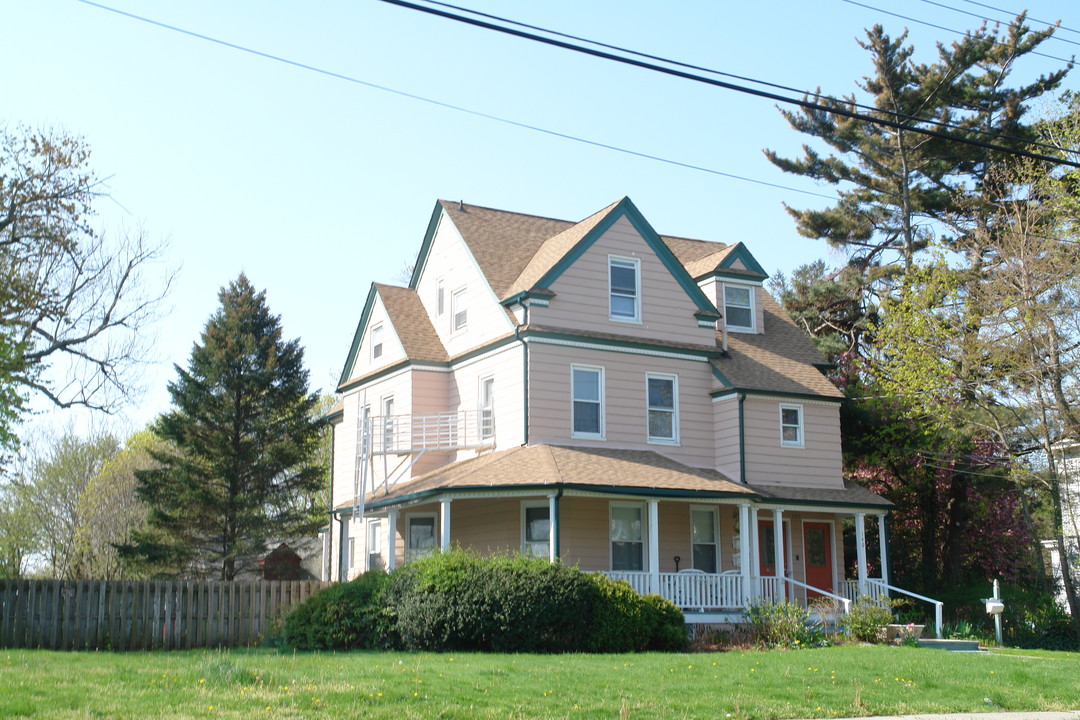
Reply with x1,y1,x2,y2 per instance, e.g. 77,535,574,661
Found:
748,480,894,510
343,444,756,510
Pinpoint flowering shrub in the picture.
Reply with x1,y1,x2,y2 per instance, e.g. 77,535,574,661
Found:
745,600,822,648
841,597,897,642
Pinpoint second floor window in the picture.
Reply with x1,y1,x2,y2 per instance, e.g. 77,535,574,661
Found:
780,404,803,448
452,287,467,332
572,365,603,438
383,396,395,451
646,373,677,443
724,285,754,332
479,376,494,440
609,256,640,322
436,278,445,316
371,324,383,360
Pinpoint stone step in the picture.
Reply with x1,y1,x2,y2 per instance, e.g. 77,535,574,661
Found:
917,638,981,651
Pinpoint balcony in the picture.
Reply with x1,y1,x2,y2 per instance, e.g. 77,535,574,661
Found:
365,410,495,456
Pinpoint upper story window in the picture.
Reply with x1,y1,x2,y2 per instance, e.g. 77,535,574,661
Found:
571,365,604,439
436,277,445,316
479,376,495,440
383,396,396,451
451,287,467,332
780,404,803,448
609,256,640,322
724,285,755,332
371,324,384,360
646,373,678,444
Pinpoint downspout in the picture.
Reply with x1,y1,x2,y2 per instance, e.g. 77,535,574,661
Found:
738,392,747,484
553,487,563,560
514,303,530,445
328,421,336,582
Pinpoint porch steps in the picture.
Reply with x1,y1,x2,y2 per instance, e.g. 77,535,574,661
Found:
917,638,981,652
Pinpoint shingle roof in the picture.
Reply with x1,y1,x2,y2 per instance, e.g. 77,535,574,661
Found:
749,481,894,508
345,445,755,508
714,292,842,398
375,283,448,363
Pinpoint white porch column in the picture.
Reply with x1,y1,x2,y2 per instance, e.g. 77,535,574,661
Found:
647,499,659,595
749,506,761,600
440,499,452,551
738,504,752,605
548,493,558,562
877,513,889,589
386,509,398,571
772,508,785,600
855,512,868,597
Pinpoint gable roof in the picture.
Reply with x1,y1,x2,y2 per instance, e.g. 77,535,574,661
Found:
337,283,448,388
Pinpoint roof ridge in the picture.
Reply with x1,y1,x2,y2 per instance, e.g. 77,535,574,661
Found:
438,199,580,226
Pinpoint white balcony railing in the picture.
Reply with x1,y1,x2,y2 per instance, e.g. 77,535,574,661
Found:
367,410,495,455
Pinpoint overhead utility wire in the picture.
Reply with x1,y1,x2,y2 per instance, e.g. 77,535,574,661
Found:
958,0,1080,36
378,0,1080,169
916,0,1080,48
74,0,834,199
842,0,1076,64
422,0,1068,155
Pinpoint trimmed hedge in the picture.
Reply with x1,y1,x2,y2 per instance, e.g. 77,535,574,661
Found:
283,549,688,653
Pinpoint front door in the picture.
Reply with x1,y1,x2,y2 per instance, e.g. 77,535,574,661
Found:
803,522,834,597
757,520,789,576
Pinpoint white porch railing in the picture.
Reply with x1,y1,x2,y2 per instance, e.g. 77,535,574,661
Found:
604,571,745,611
840,577,944,638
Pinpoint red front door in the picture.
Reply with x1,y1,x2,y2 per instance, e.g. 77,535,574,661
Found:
803,522,834,597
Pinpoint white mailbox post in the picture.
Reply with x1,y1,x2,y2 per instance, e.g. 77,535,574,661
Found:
983,579,1004,646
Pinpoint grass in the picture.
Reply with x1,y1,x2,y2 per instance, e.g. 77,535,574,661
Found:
0,645,1078,719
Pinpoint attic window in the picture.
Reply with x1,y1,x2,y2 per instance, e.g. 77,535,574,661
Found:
436,278,445,316
371,325,384,360
452,287,467,332
609,256,640,322
724,285,754,332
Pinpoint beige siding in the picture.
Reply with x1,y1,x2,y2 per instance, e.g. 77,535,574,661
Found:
410,369,454,476
529,216,716,346
445,344,526,457
450,497,535,553
559,497,609,571
713,396,742,482
527,343,716,468
414,211,514,355
743,397,843,488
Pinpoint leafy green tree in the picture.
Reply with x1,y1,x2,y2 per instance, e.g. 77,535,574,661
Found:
123,275,326,580
0,480,37,578
0,125,172,452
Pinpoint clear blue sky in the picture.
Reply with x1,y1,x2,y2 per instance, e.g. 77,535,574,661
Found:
5,0,1078,436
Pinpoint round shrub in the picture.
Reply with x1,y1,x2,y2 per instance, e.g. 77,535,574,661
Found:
283,570,391,650
841,597,896,643
584,573,651,653
642,593,688,652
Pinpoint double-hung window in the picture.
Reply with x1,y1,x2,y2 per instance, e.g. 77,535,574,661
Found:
571,365,604,438
367,519,385,571
479,376,494,440
436,278,445,316
646,373,678,443
382,396,395,451
780,404,803,448
451,287,467,332
406,515,437,560
609,256,640,322
724,285,754,332
521,502,550,558
371,324,383,360
610,503,645,571
690,507,719,573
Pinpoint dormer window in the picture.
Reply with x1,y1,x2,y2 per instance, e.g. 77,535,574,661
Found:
609,256,640,322
724,285,754,332
371,324,384,360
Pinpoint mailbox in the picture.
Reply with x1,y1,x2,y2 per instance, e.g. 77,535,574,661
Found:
984,599,1004,615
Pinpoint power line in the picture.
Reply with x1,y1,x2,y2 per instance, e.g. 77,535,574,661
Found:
915,0,1080,48
842,0,1077,64
73,0,836,200
957,0,1080,37
420,0,1069,156
377,0,1080,169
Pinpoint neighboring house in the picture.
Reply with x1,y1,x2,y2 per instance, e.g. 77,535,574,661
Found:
327,197,896,622
1043,444,1080,614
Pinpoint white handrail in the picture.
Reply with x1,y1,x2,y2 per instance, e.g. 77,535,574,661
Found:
772,576,852,613
867,579,943,638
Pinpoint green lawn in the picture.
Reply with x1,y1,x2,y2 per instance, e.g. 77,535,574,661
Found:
1,645,1077,719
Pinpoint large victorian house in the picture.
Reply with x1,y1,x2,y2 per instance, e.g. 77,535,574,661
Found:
326,197,903,624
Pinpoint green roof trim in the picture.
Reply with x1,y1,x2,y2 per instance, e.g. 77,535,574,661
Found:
532,197,720,318
524,328,721,359
407,201,446,290
337,284,379,387
710,387,843,403
711,364,734,387
337,334,519,393
717,242,768,279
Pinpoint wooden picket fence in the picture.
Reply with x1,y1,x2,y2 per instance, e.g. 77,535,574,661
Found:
0,579,330,650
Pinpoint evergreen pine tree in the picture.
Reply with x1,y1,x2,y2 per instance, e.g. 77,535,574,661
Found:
122,274,325,580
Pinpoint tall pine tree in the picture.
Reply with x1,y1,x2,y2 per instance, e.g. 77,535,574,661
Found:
123,275,325,580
